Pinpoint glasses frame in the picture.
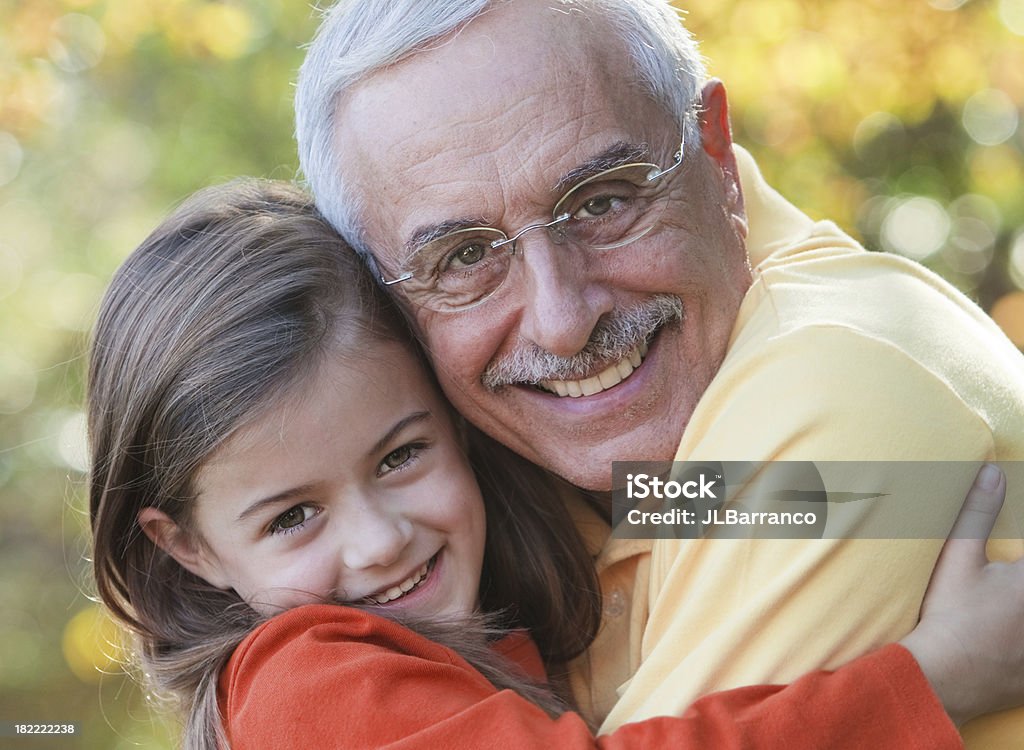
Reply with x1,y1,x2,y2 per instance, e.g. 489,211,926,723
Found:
379,136,686,308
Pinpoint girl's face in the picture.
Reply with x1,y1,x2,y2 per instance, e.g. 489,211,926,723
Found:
153,340,486,619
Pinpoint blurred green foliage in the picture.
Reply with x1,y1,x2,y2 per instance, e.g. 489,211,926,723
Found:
0,1,1021,747
2,1,319,747
687,0,1024,323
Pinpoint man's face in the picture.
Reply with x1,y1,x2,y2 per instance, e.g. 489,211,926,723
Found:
335,0,750,490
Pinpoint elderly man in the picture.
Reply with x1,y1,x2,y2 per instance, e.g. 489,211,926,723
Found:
295,0,1024,745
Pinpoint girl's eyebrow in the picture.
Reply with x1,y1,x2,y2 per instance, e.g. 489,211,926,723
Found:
236,483,319,523
371,411,432,455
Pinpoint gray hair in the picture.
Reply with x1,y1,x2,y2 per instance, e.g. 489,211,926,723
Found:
295,0,707,259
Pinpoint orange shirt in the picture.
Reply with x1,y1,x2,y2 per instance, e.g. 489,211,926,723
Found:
218,604,959,749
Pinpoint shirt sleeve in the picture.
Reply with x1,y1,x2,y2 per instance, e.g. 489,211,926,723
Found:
220,605,960,750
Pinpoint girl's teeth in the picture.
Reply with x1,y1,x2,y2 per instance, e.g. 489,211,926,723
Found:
370,562,430,604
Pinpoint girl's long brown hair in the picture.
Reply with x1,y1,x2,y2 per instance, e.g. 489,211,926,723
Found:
88,179,600,749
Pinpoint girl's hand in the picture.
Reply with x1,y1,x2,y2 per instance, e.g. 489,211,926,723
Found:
900,464,1024,727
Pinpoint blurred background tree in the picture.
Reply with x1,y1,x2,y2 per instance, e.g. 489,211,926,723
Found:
0,1,1021,747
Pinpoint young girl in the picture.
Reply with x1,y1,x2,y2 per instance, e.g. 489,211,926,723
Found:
88,179,1020,749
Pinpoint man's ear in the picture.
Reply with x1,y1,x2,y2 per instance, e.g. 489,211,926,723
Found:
137,507,231,589
699,79,747,239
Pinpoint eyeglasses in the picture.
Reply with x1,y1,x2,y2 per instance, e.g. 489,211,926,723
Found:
380,137,686,312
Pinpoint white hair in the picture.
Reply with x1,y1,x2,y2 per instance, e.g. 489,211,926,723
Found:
295,0,706,258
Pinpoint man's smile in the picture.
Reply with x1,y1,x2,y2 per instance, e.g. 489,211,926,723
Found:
537,340,648,397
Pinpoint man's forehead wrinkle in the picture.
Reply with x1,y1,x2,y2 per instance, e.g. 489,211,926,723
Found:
387,111,526,227
496,98,591,194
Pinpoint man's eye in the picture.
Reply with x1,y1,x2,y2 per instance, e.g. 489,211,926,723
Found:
447,242,488,269
270,504,317,534
573,195,622,219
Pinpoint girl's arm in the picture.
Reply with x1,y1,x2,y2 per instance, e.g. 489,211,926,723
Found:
221,607,955,749
221,464,1017,749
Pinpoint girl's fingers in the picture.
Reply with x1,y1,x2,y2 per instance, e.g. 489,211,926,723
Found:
942,463,1006,567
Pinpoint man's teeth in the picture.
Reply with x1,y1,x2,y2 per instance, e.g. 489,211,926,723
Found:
540,341,648,398
369,561,429,604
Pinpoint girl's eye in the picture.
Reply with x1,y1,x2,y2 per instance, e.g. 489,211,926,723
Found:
382,445,412,470
378,443,425,476
269,504,318,535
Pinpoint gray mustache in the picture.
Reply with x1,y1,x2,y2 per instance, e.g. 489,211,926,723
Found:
482,295,683,390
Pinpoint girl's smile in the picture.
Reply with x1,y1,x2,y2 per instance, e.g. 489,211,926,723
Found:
362,551,438,605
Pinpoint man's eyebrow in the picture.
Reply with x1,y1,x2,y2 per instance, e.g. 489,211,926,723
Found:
553,141,651,195
236,483,319,524
404,217,492,257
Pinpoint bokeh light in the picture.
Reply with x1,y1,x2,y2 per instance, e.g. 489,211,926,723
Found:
0,353,38,414
943,216,996,275
962,88,1020,146
852,112,905,162
1000,0,1024,35
49,14,106,73
61,605,123,684
56,411,90,473
880,196,952,260
0,132,25,187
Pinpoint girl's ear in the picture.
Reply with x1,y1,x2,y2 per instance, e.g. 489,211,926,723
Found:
137,507,232,590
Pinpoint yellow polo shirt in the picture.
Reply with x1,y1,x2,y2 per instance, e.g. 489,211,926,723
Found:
570,147,1024,746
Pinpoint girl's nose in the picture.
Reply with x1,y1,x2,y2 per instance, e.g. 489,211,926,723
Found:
339,503,414,571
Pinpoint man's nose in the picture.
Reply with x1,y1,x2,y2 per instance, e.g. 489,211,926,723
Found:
340,503,413,570
515,236,615,358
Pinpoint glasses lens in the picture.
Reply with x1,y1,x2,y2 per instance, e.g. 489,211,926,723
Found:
403,227,512,312
553,162,674,251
